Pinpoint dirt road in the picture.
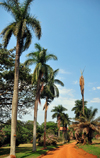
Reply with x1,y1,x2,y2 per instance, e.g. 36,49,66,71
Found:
39,142,97,158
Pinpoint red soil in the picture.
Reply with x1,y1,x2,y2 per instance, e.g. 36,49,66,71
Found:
38,142,97,158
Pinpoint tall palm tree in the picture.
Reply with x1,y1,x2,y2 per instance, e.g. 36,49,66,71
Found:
0,0,41,156
24,43,57,151
71,100,87,118
51,105,67,137
41,69,64,148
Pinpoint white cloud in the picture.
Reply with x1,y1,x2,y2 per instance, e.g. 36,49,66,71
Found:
90,98,100,103
59,69,71,74
92,87,96,90
73,80,78,85
56,85,74,97
49,97,75,111
92,87,100,91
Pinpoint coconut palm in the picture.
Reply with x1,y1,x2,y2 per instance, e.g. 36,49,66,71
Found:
51,105,67,137
41,69,64,148
24,43,57,151
0,0,41,156
61,113,70,141
71,100,87,118
72,107,100,144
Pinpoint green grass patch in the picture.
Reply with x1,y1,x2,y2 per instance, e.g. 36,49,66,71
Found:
0,144,63,158
77,140,100,158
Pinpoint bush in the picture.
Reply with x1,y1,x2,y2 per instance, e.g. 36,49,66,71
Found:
57,137,63,142
38,133,58,146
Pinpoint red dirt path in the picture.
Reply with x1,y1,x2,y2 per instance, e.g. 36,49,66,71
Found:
38,142,97,158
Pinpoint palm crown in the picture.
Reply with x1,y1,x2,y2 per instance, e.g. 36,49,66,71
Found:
24,43,57,83
0,0,41,52
51,105,67,120
41,69,64,104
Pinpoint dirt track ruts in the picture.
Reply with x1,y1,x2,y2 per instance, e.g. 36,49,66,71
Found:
38,142,97,158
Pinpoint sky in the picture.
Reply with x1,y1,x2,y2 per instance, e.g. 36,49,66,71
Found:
0,0,100,124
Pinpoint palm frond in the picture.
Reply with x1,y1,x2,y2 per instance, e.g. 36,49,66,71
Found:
53,69,59,77
3,27,14,48
23,0,33,16
46,54,57,61
26,51,38,59
0,1,20,20
54,79,64,86
53,84,59,97
0,1,12,12
24,58,36,66
27,16,41,39
34,43,42,52
22,28,32,52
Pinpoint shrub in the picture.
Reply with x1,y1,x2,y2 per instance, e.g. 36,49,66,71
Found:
38,133,58,146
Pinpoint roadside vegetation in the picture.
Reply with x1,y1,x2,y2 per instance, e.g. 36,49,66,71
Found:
0,144,62,158
77,139,100,158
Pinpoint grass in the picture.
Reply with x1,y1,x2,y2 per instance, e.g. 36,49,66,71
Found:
0,143,63,158
77,139,100,158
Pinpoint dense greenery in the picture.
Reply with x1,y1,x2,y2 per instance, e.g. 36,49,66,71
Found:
0,45,35,124
0,120,58,147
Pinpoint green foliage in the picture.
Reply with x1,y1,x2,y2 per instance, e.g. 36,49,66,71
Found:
0,144,60,158
41,121,58,135
72,106,100,144
78,143,100,158
0,120,34,146
39,133,58,146
71,99,87,118
51,105,67,120
0,45,35,123
0,0,41,49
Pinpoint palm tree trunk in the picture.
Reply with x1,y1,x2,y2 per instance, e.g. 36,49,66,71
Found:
33,99,38,152
44,99,47,148
66,124,67,141
57,117,60,138
10,40,21,156
82,94,84,115
33,76,41,152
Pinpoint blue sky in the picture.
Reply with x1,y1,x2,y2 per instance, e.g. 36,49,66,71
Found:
0,0,100,124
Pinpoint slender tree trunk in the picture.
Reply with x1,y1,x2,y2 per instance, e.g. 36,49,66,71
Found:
82,94,84,115
10,40,21,156
57,117,60,138
33,99,38,152
66,124,67,141
62,125,64,143
33,77,41,152
44,99,47,148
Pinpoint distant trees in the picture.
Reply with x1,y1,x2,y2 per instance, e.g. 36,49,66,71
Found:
51,105,67,137
0,120,58,147
71,100,87,118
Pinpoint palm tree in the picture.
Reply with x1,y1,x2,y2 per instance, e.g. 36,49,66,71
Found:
72,107,100,144
61,113,70,141
51,105,67,137
41,69,64,148
0,0,41,156
71,100,87,118
24,43,57,151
